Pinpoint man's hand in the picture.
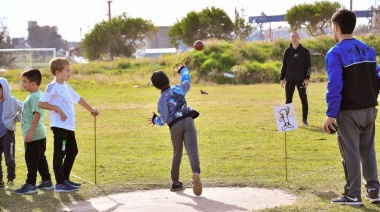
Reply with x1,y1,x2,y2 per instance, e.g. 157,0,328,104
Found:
280,80,285,88
303,79,309,88
323,116,339,134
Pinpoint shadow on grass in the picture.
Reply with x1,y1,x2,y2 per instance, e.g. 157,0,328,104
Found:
0,188,58,212
175,190,247,212
58,192,98,211
61,186,125,212
0,187,111,211
300,124,326,133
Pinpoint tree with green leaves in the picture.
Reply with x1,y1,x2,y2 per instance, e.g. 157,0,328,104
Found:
285,1,342,36
27,25,67,50
81,13,157,61
232,7,253,40
168,6,235,47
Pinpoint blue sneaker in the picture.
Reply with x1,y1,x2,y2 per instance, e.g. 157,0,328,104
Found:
54,183,78,193
65,180,81,188
36,180,54,190
14,184,37,195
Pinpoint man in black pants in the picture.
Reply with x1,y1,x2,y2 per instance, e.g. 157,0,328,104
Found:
280,31,311,126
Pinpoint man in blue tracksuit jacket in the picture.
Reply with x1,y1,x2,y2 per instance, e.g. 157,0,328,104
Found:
324,9,380,206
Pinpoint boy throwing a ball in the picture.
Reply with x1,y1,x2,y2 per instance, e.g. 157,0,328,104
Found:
147,66,202,196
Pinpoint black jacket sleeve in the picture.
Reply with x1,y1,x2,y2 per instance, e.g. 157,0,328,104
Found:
280,49,288,80
304,48,311,80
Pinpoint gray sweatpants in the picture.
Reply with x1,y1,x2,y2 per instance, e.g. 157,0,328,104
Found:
170,117,200,184
336,107,380,196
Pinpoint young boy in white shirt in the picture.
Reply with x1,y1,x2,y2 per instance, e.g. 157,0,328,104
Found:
38,57,99,192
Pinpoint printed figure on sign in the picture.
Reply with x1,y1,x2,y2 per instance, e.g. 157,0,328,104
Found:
279,106,294,131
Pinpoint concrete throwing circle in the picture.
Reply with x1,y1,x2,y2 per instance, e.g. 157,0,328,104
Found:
64,187,296,212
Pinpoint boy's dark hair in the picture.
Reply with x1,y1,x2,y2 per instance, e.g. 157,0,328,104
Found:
331,9,356,34
151,71,170,90
22,69,42,86
49,57,70,76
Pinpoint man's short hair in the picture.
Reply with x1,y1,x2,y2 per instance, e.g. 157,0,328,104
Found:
151,71,170,90
331,9,356,34
22,69,42,86
49,57,70,76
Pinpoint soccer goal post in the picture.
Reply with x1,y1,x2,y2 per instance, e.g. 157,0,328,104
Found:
0,48,56,69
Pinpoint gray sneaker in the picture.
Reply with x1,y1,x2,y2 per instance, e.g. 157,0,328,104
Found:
192,173,202,196
37,180,54,190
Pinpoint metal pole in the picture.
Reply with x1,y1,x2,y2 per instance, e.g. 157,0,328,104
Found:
94,115,97,185
25,43,32,68
108,0,112,21
350,0,352,11
285,131,288,181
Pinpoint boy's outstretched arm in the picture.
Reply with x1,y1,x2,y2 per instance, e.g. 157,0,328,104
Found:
38,101,67,121
178,66,190,93
147,111,165,126
78,97,99,116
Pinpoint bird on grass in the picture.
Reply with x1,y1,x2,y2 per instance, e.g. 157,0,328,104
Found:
200,90,208,95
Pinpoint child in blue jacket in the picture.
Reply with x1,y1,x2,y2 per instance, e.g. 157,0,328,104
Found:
147,66,202,196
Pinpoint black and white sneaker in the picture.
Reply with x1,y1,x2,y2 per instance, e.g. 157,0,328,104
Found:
331,195,363,206
366,188,380,203
170,182,185,191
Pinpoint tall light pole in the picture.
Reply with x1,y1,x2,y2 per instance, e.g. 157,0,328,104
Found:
350,0,352,11
25,43,32,68
107,0,113,60
108,0,112,21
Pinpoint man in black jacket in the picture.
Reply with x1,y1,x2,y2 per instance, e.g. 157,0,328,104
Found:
280,31,311,126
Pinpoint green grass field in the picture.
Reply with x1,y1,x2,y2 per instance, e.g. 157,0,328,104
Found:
1,82,380,211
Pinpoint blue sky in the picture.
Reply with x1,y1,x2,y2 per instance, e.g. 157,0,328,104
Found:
0,0,375,42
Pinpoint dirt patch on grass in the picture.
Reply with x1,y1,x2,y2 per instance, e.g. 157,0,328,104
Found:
63,187,296,212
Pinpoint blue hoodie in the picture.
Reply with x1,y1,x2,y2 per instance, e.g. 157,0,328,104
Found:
0,77,23,131
153,67,199,128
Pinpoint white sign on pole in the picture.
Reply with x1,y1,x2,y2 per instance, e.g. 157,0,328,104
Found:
273,103,298,132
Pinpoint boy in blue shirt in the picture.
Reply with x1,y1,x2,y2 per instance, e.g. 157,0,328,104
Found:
14,69,53,194
147,66,202,196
